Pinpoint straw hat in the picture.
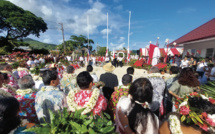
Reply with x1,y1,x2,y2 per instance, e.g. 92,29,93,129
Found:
103,62,115,72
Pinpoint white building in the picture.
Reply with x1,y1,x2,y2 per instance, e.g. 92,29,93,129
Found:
169,18,215,58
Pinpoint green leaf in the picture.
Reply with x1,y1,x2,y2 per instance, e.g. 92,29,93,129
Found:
104,113,111,120
89,128,97,134
181,115,186,122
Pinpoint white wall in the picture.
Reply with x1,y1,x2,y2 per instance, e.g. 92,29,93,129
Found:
183,39,215,57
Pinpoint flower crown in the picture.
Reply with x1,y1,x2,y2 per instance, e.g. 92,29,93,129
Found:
174,92,215,132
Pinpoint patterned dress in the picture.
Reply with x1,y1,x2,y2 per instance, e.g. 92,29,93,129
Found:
109,86,129,120
74,90,107,115
35,86,67,123
16,92,39,123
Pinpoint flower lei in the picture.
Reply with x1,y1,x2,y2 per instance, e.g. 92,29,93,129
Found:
2,84,17,95
67,88,100,115
169,115,183,134
17,67,29,72
41,86,59,92
175,92,215,132
0,88,13,97
16,88,34,95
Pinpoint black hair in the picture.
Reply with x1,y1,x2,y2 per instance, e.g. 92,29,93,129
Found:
1,73,8,81
122,74,132,85
86,65,93,72
170,66,179,74
127,78,158,133
67,65,75,74
0,97,21,134
127,67,134,75
77,71,93,89
42,70,58,85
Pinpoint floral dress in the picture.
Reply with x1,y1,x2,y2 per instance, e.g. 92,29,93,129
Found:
109,86,129,119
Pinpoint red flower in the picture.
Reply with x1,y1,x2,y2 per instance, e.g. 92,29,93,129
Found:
176,97,183,100
209,98,215,104
201,112,208,119
198,123,208,131
190,92,198,96
179,106,190,115
206,118,215,127
175,104,179,109
175,101,179,105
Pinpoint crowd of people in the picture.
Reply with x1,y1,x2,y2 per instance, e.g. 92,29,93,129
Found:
0,53,215,134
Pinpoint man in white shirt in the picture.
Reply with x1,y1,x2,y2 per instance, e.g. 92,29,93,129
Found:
209,63,215,81
79,56,84,65
34,57,40,65
39,57,45,64
180,57,189,69
196,59,207,78
105,56,110,63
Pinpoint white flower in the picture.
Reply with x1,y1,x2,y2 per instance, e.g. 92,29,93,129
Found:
208,114,215,123
169,115,183,134
200,94,209,100
179,101,188,108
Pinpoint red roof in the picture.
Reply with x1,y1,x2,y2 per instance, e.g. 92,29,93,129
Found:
170,18,215,45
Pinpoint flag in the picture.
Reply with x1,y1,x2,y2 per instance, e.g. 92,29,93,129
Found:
127,47,130,61
113,49,115,59
105,47,108,57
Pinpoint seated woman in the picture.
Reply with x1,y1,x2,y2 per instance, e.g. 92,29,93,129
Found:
115,78,159,134
67,71,107,115
168,67,200,99
16,75,39,123
159,93,215,134
1,73,16,96
0,97,21,134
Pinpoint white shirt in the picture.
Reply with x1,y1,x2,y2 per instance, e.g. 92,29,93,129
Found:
196,62,207,72
79,57,84,61
39,58,45,64
92,57,96,63
180,60,189,68
90,73,98,82
27,60,34,66
67,56,71,61
118,57,123,61
210,67,215,81
34,59,40,64
105,57,109,61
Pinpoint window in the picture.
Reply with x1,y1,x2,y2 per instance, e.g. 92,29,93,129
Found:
206,48,214,58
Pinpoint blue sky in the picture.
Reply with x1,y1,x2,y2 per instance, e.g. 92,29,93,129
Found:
7,0,215,50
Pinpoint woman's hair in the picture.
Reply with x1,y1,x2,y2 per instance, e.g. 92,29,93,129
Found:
0,97,21,134
127,78,158,133
178,67,200,87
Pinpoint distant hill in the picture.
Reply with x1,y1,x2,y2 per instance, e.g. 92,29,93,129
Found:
22,38,57,50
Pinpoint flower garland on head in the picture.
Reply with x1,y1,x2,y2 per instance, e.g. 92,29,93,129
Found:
67,88,100,115
17,67,29,72
16,88,35,96
174,92,215,132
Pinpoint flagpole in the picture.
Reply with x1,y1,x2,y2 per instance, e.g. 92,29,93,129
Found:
127,11,131,64
87,16,89,49
106,12,108,57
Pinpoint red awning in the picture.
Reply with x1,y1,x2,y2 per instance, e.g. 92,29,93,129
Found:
171,48,180,55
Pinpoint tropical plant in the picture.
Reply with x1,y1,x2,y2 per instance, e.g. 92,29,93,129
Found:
24,108,117,134
30,63,46,75
200,81,215,98
11,62,20,69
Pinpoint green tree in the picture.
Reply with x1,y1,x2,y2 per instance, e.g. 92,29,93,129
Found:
57,35,94,53
97,46,107,56
0,0,47,52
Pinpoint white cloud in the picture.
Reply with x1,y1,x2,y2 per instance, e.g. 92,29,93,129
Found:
6,0,125,44
177,8,196,14
119,37,125,43
110,42,125,50
101,29,112,35
43,38,52,43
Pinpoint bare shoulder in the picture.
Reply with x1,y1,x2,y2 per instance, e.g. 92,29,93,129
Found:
159,121,171,134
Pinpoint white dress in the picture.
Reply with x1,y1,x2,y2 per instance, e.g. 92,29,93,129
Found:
115,96,159,134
